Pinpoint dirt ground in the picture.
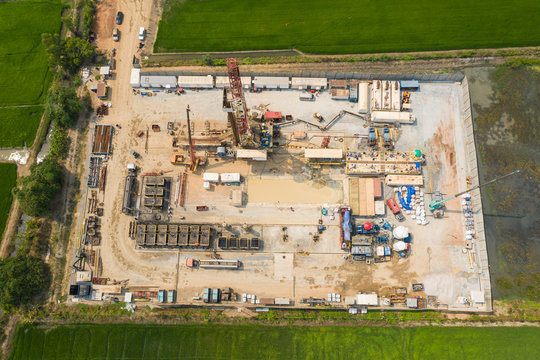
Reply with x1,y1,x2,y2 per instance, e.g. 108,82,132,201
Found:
74,0,488,311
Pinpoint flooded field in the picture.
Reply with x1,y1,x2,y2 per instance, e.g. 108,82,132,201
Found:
465,66,540,300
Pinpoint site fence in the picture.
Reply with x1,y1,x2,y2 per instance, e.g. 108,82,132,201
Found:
459,77,493,313
139,70,465,83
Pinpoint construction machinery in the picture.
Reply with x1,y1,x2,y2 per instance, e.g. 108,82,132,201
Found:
382,127,394,149
402,91,411,104
170,154,185,165
428,170,520,215
186,105,199,171
368,128,377,147
313,112,323,122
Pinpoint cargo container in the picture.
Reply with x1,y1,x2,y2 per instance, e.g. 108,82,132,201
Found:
203,288,211,303
158,290,165,303
168,290,176,303
211,288,221,303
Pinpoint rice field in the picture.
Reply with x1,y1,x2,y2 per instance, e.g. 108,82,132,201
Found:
8,323,540,360
0,0,63,148
154,0,540,54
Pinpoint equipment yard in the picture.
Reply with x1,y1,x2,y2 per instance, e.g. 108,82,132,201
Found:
71,65,496,313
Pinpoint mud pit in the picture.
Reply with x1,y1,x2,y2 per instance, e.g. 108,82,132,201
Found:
75,5,490,310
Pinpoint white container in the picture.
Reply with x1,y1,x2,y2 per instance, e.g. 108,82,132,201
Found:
203,181,211,190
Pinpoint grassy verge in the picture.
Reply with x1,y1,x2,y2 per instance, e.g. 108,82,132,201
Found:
8,322,540,360
0,106,44,148
0,163,17,239
155,0,540,54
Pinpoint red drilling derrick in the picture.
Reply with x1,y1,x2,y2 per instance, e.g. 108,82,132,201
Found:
227,58,252,146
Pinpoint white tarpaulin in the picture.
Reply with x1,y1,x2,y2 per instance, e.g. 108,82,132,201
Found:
393,226,409,239
393,241,407,252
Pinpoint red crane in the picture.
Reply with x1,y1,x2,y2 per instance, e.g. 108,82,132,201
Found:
227,58,255,147
186,105,198,171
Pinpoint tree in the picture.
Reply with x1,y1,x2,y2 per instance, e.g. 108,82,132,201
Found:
42,34,95,73
60,37,95,73
46,85,82,128
13,159,63,217
41,33,62,70
49,127,70,159
0,255,51,310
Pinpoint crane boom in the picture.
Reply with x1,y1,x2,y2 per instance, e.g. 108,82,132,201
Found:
428,170,520,211
186,105,196,167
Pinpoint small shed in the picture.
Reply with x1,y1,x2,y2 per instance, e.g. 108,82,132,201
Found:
291,77,327,90
331,88,349,100
231,190,243,207
177,75,213,88
99,66,111,77
140,75,177,88
329,79,348,89
406,298,418,308
96,82,108,99
130,68,141,87
236,149,267,161
253,76,289,89
356,293,379,306
76,270,92,283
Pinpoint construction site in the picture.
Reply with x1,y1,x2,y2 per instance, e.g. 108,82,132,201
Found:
69,58,497,312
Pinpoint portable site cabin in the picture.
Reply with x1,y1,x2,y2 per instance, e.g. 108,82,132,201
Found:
371,110,415,124
290,77,327,90
203,172,220,183
140,75,177,89
253,76,289,89
221,173,241,185
177,75,213,88
215,75,252,88
130,68,141,87
400,80,419,90
356,293,379,306
358,82,370,113
236,149,267,161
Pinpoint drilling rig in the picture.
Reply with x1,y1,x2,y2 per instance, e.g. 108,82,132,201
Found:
227,58,258,148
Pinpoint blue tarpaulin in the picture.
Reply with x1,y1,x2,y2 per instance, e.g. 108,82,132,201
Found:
398,187,416,210
342,210,351,241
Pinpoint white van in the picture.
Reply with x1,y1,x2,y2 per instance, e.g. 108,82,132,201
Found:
139,27,146,41
299,93,315,101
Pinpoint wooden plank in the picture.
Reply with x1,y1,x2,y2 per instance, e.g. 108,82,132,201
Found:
349,178,359,214
385,174,423,186
366,178,375,216
358,178,367,216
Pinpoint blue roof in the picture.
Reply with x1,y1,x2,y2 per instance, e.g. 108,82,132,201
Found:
400,80,419,88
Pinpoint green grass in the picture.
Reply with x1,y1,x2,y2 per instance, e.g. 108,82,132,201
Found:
8,323,540,359
0,0,63,106
0,163,17,240
155,0,540,54
0,106,44,148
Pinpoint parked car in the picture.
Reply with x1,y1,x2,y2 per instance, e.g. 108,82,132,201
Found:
112,28,119,42
139,27,146,41
115,11,124,25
